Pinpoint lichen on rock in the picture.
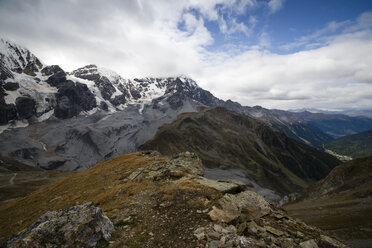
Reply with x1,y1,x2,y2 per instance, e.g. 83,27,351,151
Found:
5,202,114,248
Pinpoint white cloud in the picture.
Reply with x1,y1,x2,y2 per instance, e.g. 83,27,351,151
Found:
267,0,284,14
0,0,371,111
198,29,372,110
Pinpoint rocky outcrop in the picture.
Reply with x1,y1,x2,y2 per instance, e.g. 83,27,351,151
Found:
15,96,36,119
123,151,348,247
5,202,114,248
71,64,128,106
0,84,17,124
193,191,349,248
41,65,64,77
45,67,67,88
0,151,349,248
127,151,204,181
209,191,272,223
3,82,19,91
185,177,246,194
54,81,97,119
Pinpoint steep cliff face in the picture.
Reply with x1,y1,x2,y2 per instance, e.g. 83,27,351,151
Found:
140,107,341,196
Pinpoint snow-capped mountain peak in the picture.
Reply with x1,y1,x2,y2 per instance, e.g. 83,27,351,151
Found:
1,40,208,129
0,39,43,75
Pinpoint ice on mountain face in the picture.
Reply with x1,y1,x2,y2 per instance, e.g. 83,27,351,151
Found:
38,109,54,122
67,75,117,113
96,66,121,83
3,72,58,116
179,76,198,89
124,77,169,114
0,39,43,73
1,40,209,133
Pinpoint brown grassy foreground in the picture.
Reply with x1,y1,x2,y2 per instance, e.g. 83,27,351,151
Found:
0,152,222,247
0,170,74,205
284,196,372,248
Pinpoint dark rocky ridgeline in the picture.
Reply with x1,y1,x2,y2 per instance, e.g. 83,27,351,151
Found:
71,64,116,100
42,65,97,119
140,107,341,197
54,81,97,119
71,64,130,106
4,202,114,248
0,60,17,124
1,39,42,76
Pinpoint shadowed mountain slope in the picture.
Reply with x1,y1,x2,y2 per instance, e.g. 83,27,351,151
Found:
324,129,372,158
285,156,372,247
140,107,341,195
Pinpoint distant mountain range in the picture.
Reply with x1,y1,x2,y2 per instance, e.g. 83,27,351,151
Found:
290,108,372,118
1,38,372,171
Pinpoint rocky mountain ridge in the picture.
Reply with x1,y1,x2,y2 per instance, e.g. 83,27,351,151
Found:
2,39,371,142
140,107,341,199
1,39,371,171
0,151,349,248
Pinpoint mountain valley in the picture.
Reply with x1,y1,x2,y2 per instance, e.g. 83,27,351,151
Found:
140,107,340,199
284,156,372,247
0,38,372,248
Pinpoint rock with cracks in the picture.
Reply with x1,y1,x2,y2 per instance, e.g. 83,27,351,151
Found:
209,191,272,223
5,202,114,248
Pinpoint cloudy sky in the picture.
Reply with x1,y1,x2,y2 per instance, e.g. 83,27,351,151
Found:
1,0,372,110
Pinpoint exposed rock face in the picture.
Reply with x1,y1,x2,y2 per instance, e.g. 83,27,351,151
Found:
3,82,19,91
5,202,114,248
0,38,42,75
15,96,36,119
0,85,17,124
127,152,204,181
72,64,117,101
195,192,349,248
186,177,246,194
55,81,97,119
41,65,64,77
46,67,67,87
0,151,349,248
209,191,272,223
